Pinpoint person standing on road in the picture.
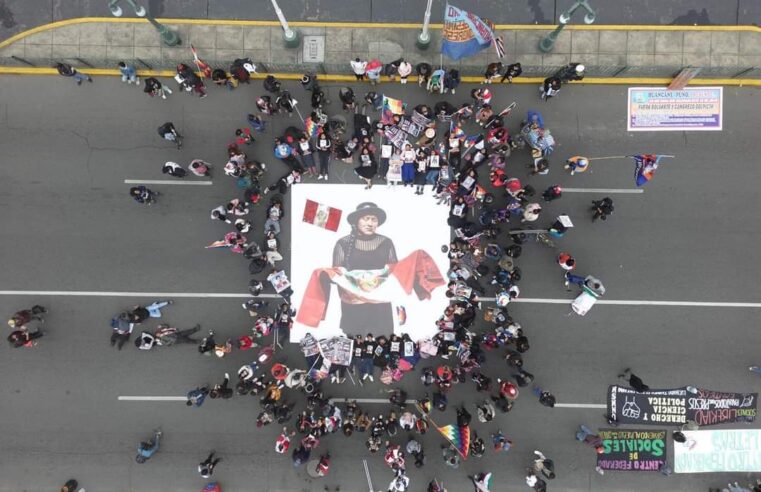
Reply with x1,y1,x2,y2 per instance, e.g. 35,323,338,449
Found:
162,161,186,178
8,305,46,329
7,327,44,348
443,68,461,94
350,57,367,81
117,61,139,85
398,60,412,84
541,76,561,101
144,77,172,99
501,62,523,83
135,429,162,463
533,387,556,407
618,368,650,392
198,451,221,478
592,197,614,221
532,450,556,480
482,62,503,84
210,373,233,399
316,130,332,180
129,186,158,205
55,63,92,85
158,122,182,149
186,386,209,407
61,479,83,492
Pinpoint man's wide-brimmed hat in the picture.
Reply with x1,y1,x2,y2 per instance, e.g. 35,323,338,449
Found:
347,202,387,226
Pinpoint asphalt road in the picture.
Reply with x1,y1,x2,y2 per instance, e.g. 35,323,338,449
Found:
1,76,760,492
0,0,760,42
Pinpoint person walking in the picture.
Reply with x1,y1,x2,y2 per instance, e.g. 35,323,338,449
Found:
618,368,650,392
61,479,83,492
542,184,562,201
162,161,186,178
135,429,162,463
210,373,233,399
7,327,44,348
55,63,92,85
501,62,523,83
188,159,212,177
540,76,561,101
158,122,183,149
198,451,221,478
8,305,46,329
557,252,575,271
350,57,367,80
129,185,158,205
144,77,172,99
532,450,556,479
592,197,614,221
492,430,513,452
186,386,209,407
117,61,139,85
533,387,556,408
442,444,460,469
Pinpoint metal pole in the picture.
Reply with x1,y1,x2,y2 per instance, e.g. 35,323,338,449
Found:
538,0,596,53
271,0,300,48
108,0,179,46
416,0,434,50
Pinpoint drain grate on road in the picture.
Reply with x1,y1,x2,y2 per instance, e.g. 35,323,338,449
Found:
303,35,325,63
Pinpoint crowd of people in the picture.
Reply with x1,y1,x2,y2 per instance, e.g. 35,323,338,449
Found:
26,56,654,492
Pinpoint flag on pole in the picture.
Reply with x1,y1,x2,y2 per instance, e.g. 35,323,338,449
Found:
441,3,495,60
190,44,212,79
449,121,465,139
382,95,405,124
304,116,319,138
437,424,471,458
493,35,506,58
631,154,666,186
302,199,342,231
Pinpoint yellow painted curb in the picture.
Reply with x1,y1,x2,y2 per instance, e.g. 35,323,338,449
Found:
2,66,760,87
0,16,759,51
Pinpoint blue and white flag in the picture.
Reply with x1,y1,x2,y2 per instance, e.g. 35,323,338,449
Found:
441,3,495,60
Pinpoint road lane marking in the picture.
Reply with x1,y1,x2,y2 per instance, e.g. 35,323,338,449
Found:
363,460,374,492
555,403,607,409
118,396,186,401
124,179,212,185
561,188,644,194
0,290,278,298
1,291,760,308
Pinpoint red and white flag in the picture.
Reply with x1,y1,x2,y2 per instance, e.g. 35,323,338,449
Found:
302,199,342,231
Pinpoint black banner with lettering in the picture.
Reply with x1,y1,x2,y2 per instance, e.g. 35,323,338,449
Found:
607,386,757,426
596,429,667,472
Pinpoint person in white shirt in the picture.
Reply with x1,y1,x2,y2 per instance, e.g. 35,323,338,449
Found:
350,57,367,80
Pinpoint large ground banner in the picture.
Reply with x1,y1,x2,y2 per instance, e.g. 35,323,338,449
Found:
627,87,723,131
608,386,757,426
675,430,761,473
596,429,667,472
290,184,450,342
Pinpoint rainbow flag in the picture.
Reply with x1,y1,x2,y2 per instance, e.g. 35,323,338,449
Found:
437,424,470,458
304,116,319,138
382,95,405,124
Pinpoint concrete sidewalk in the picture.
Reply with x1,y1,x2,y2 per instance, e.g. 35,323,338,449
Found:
1,18,761,79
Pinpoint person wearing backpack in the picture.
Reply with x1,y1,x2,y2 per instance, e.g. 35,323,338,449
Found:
135,429,162,463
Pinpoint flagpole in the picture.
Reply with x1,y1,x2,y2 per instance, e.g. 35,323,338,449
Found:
416,0,434,50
